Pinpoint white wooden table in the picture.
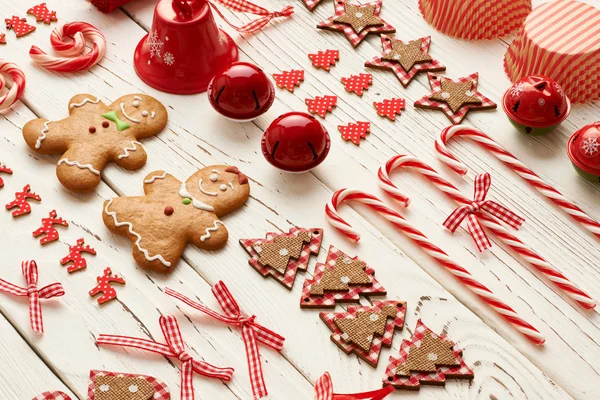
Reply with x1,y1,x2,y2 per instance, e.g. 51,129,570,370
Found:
1,0,599,398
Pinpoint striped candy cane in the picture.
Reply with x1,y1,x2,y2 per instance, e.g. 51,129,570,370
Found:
436,125,600,240
326,189,545,345
29,22,106,72
0,60,26,111
378,155,595,310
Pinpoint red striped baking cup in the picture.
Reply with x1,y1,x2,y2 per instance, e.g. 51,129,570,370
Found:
504,0,600,103
418,0,531,40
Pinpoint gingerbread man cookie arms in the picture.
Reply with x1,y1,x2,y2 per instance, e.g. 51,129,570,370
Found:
22,94,168,193
102,165,250,273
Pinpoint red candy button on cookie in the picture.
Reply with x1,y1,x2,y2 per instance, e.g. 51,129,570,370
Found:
208,62,275,122
261,112,330,173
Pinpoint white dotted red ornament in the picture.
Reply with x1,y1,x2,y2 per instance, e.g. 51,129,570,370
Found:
341,73,373,96
5,16,36,37
373,98,405,121
272,69,304,92
338,121,370,146
5,184,41,217
306,95,337,118
32,209,69,245
308,49,339,71
0,33,6,45
27,3,58,25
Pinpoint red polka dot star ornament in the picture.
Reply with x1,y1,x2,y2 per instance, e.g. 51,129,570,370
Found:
208,62,275,121
262,112,331,173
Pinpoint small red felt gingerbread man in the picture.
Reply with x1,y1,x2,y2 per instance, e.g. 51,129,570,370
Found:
33,210,69,244
60,238,97,273
89,267,125,305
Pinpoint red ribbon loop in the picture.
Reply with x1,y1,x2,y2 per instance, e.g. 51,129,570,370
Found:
443,173,525,252
208,0,294,33
315,372,395,400
0,260,64,333
97,315,234,400
166,281,285,399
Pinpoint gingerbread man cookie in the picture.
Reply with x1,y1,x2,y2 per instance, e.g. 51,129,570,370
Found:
102,165,250,273
23,94,168,193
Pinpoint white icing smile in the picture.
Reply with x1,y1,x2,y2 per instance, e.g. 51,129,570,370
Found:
198,179,218,196
179,183,214,212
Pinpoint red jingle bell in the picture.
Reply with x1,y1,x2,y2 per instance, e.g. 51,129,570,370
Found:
208,62,275,122
502,75,571,136
567,122,600,183
134,0,239,94
261,112,330,173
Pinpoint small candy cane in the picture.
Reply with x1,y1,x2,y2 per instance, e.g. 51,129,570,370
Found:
436,125,600,240
378,155,595,310
326,188,545,345
0,60,26,111
29,22,106,72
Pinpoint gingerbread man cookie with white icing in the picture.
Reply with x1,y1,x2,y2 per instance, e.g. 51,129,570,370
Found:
22,93,168,193
102,165,250,273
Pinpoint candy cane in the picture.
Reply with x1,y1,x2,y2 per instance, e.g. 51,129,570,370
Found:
436,125,600,240
0,60,26,111
326,189,545,345
29,22,106,72
378,155,595,310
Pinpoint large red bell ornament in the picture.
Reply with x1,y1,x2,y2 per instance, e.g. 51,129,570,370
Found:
134,0,239,94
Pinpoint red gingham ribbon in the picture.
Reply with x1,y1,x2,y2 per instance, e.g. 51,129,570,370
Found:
0,261,64,333
443,173,525,252
166,281,285,399
314,372,394,400
96,315,234,400
174,0,293,33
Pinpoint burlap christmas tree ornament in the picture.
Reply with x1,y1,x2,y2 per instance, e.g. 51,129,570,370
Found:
94,375,155,400
395,330,459,376
335,304,397,351
309,254,372,295
253,231,312,273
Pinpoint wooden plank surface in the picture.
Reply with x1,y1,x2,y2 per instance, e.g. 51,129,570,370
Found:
0,0,598,399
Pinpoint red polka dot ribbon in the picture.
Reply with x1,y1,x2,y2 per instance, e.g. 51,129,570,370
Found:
314,372,394,400
443,173,525,252
0,261,65,333
97,315,234,400
166,281,285,400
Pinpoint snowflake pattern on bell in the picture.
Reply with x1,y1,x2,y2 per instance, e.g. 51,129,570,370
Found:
510,83,525,98
146,31,163,59
163,52,175,66
581,137,599,158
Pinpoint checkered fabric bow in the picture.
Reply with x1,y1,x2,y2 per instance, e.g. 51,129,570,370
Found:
0,260,64,333
166,281,285,400
314,372,394,400
96,315,234,400
443,173,525,252
173,0,293,33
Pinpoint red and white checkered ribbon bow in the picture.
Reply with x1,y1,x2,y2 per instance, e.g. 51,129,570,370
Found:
0,260,64,333
166,281,285,400
96,315,234,400
443,173,525,252
174,0,293,33
314,372,394,400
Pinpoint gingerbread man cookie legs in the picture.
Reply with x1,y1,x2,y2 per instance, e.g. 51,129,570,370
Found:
103,167,250,273
23,94,168,193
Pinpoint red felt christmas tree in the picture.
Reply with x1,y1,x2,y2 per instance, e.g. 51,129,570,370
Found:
5,184,41,217
273,70,304,92
61,238,97,273
301,245,386,308
320,300,406,367
341,73,373,96
306,95,337,118
0,163,13,187
339,121,370,146
5,16,36,37
308,49,339,71
89,267,126,305
27,3,58,24
374,98,406,121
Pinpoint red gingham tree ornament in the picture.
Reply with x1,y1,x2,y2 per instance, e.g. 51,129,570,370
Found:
240,227,323,289
60,238,97,273
32,210,69,245
383,319,474,390
5,184,41,217
89,267,125,305
306,95,337,118
272,70,304,92
320,300,406,367
374,98,405,121
0,162,13,187
5,16,36,37
339,121,370,146
308,49,340,71
341,73,372,96
27,3,58,25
